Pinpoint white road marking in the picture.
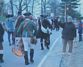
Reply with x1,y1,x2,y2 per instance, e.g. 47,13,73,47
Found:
37,37,60,67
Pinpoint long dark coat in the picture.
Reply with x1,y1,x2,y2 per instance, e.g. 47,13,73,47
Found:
58,22,76,40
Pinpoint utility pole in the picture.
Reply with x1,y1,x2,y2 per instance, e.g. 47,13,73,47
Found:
64,2,67,22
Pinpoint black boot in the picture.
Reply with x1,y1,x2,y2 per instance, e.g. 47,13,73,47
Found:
30,49,34,63
41,43,44,50
45,39,50,49
24,51,29,65
47,45,49,49
0,54,4,63
40,38,44,50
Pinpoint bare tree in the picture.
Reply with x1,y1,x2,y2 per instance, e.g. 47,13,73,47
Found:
48,0,60,16
10,0,14,16
0,0,4,15
41,0,47,15
32,0,35,14
14,0,32,15
18,0,24,15
4,0,60,16
25,0,31,12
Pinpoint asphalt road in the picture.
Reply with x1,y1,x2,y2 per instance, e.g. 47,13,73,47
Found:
0,30,62,67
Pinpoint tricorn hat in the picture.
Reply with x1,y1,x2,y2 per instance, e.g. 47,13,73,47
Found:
23,12,32,16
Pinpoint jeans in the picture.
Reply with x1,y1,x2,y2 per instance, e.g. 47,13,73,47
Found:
8,31,15,45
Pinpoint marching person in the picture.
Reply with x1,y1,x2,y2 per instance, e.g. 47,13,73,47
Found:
58,17,76,55
17,12,37,65
5,14,15,46
0,23,4,63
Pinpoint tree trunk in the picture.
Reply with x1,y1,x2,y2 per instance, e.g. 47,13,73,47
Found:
25,0,28,12
43,0,46,15
18,0,22,15
32,0,35,14
10,0,14,16
0,0,4,15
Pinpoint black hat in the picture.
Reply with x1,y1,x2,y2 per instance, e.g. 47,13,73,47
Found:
23,12,32,16
6,14,13,18
40,15,47,18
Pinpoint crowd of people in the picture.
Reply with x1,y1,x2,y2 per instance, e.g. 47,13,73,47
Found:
0,12,83,65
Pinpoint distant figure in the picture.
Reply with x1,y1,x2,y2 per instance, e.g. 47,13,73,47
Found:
15,15,25,37
0,23,4,63
52,17,59,31
78,20,83,42
58,17,76,55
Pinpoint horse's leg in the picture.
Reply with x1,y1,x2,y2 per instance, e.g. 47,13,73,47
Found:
44,35,50,49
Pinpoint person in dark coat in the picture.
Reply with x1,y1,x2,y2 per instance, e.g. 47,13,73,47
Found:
0,23,4,63
58,17,76,55
78,20,83,42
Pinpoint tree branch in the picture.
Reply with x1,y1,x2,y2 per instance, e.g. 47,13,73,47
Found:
13,4,19,9
22,6,27,11
27,0,31,5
